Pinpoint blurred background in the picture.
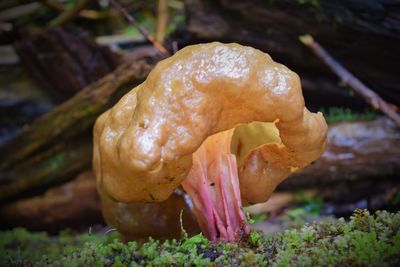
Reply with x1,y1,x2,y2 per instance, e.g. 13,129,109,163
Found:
0,0,399,237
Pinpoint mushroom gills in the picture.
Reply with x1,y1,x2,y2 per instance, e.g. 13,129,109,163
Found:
231,121,281,168
181,122,280,242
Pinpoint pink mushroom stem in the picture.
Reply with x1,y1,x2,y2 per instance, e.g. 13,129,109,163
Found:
182,129,250,242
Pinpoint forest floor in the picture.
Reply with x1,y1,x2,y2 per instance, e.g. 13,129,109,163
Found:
1,209,399,267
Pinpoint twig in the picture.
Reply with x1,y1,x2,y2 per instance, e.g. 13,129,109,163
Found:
180,209,188,239
172,41,178,54
109,0,170,57
156,0,168,43
40,0,64,11
0,2,41,21
48,0,93,28
300,34,400,127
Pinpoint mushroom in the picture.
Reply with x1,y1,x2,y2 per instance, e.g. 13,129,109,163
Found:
93,42,328,242
100,189,199,241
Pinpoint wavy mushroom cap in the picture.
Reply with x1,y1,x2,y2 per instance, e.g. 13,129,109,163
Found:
93,42,327,204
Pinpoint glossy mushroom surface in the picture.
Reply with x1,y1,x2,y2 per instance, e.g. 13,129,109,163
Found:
93,42,328,241
101,190,199,240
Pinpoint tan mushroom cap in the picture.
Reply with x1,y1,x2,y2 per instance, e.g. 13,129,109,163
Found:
93,42,328,204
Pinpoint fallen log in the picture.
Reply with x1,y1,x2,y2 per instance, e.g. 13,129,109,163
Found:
282,118,400,189
0,134,92,202
183,0,400,107
0,59,153,173
0,171,103,233
0,170,200,238
14,27,119,102
257,118,400,216
0,60,154,202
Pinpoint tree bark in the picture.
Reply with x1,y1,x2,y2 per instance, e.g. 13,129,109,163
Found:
0,171,103,233
0,135,92,202
0,170,200,238
14,27,119,102
183,0,400,108
0,60,153,202
281,118,400,189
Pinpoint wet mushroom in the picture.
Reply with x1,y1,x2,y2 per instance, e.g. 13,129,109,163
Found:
93,42,328,242
100,189,199,241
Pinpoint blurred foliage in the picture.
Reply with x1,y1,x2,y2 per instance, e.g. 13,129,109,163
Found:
119,0,184,38
294,192,323,215
393,192,400,207
1,210,399,266
319,107,378,122
246,191,325,230
0,0,185,41
248,213,268,225
296,0,321,8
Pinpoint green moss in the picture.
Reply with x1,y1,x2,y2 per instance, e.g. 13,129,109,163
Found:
1,210,399,266
296,0,321,9
248,213,268,225
319,107,378,122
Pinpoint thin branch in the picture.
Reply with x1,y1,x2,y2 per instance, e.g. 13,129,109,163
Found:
0,0,36,12
40,0,64,11
48,0,93,29
300,34,400,127
0,2,41,21
109,0,170,57
156,0,168,43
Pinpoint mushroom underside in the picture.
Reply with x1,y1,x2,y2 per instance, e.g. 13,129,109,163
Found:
181,121,284,242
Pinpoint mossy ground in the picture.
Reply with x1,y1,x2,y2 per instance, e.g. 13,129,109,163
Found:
1,210,399,266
